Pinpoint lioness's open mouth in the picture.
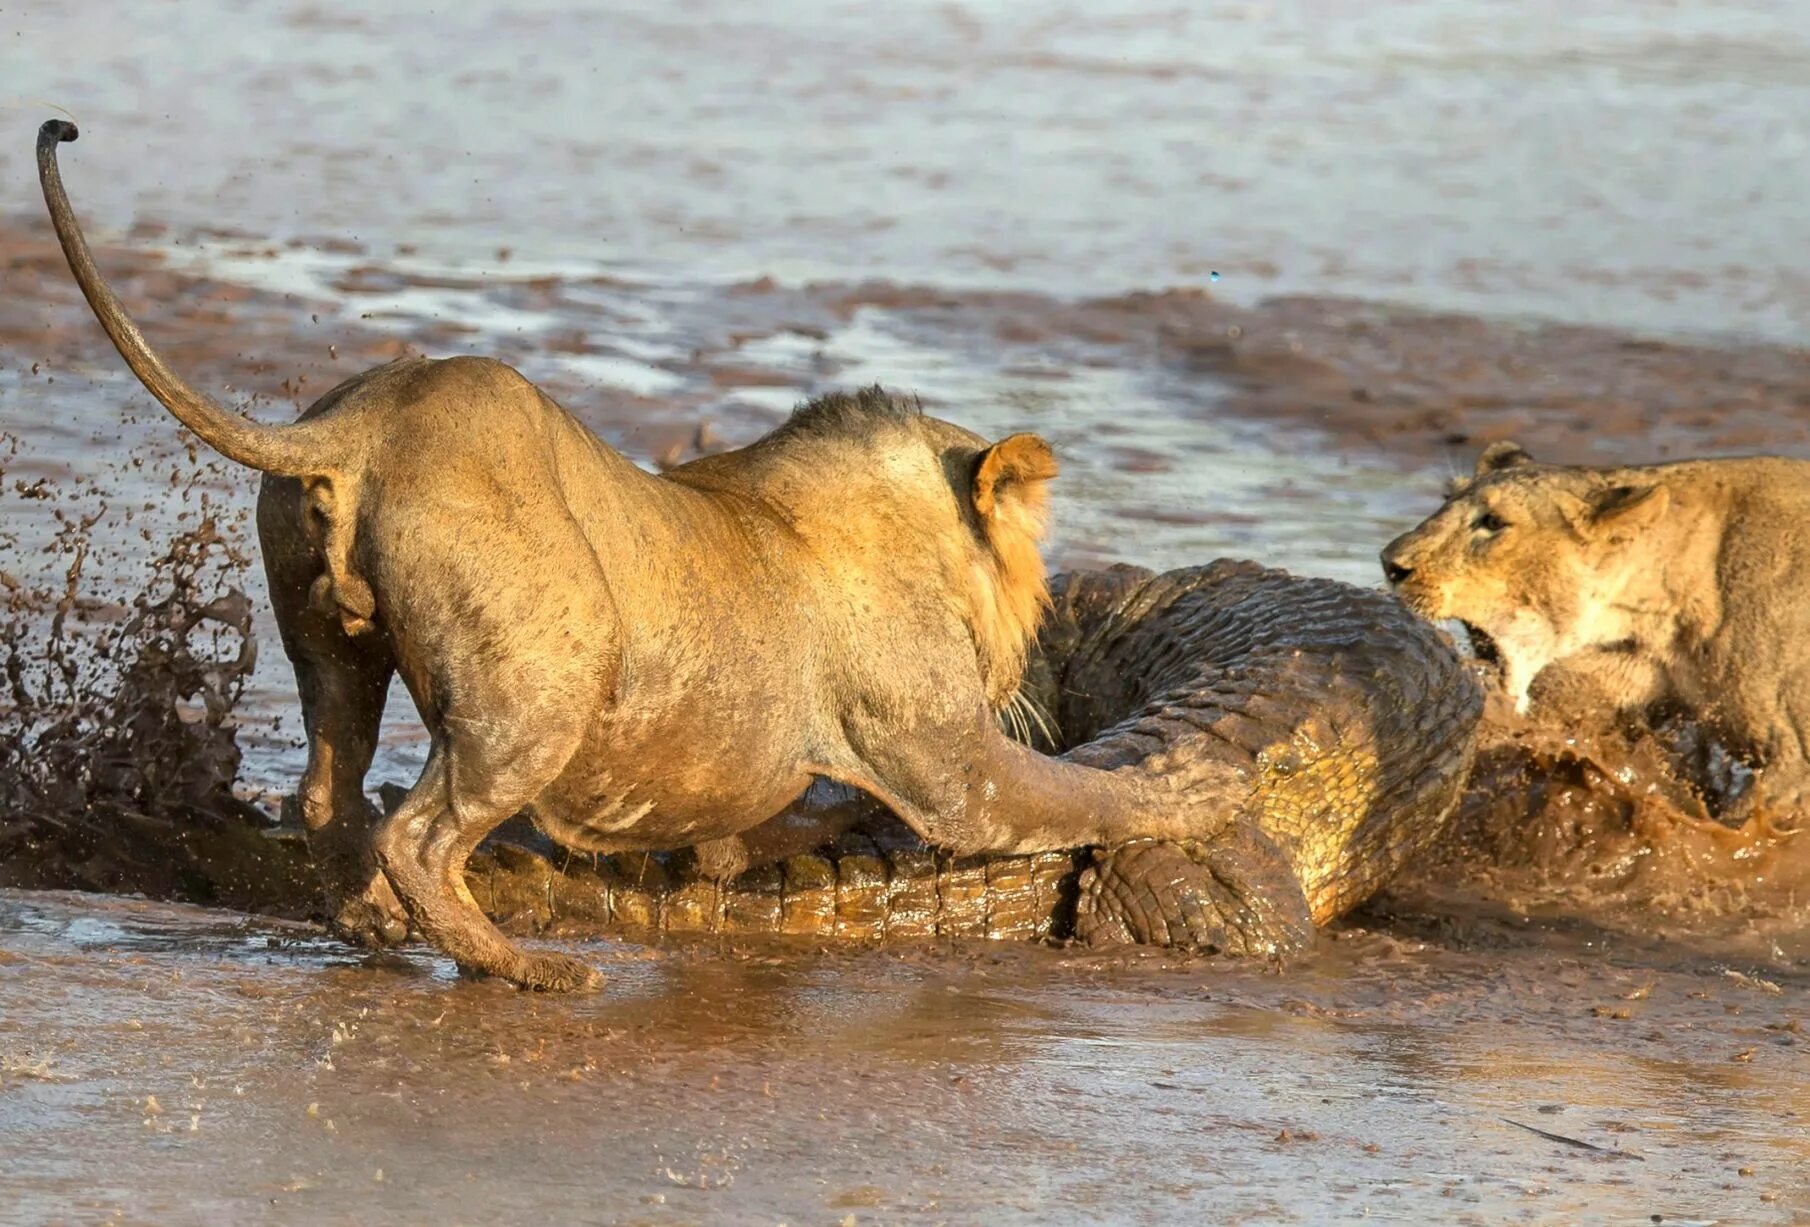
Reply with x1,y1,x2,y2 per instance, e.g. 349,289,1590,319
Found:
1458,620,1503,671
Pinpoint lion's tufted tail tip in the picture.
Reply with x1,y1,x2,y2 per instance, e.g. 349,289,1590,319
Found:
39,119,79,146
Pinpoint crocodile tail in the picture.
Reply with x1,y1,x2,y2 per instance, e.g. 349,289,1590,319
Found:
36,120,342,479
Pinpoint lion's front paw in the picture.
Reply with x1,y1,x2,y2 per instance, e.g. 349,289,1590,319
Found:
327,877,411,949
1074,825,1316,957
512,952,605,993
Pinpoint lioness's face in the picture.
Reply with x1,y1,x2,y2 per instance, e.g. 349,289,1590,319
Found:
1380,442,1668,709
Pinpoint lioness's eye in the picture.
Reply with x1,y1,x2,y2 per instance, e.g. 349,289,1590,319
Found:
1472,510,1507,534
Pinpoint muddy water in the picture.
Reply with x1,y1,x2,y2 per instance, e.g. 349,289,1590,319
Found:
5,0,1810,1222
2,892,1805,1224
6,0,1810,341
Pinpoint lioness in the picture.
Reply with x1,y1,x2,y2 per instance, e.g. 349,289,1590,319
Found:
1382,439,1810,821
37,121,1211,990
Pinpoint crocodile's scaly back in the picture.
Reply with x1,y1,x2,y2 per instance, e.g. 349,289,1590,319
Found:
1036,562,1481,924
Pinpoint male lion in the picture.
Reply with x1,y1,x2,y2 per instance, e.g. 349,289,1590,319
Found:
37,121,1212,990
1382,439,1810,821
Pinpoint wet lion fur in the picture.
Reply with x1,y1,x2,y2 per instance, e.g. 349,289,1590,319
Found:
37,120,1201,991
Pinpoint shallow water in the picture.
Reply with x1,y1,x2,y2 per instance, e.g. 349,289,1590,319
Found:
4,0,1810,1222
6,0,1809,341
2,891,1805,1224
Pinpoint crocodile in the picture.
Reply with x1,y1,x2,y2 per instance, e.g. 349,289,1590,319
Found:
456,560,1484,956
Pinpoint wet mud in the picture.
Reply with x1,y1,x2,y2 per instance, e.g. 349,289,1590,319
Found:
2,891,1806,1224
1377,692,1810,976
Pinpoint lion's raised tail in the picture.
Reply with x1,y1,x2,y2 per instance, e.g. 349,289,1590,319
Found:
35,120,339,479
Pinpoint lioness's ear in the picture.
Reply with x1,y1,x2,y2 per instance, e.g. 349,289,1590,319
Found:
1556,482,1669,540
1588,482,1668,531
973,433,1058,519
1475,441,1533,476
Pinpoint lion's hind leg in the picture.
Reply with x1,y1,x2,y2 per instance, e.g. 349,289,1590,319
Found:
360,466,623,989
373,682,607,992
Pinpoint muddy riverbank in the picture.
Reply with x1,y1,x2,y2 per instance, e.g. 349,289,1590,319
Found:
11,213,1810,475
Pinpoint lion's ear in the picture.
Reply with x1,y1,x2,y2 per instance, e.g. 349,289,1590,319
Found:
973,433,1058,520
1475,441,1534,476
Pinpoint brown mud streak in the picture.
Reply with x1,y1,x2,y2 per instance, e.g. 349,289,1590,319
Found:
9,211,1810,473
798,282,1810,463
0,215,666,450
0,514,317,915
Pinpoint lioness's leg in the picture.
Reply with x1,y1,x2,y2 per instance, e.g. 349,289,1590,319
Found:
374,721,601,992
362,487,619,989
293,645,409,947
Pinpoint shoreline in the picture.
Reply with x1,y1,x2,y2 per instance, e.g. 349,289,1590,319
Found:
7,213,1808,477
